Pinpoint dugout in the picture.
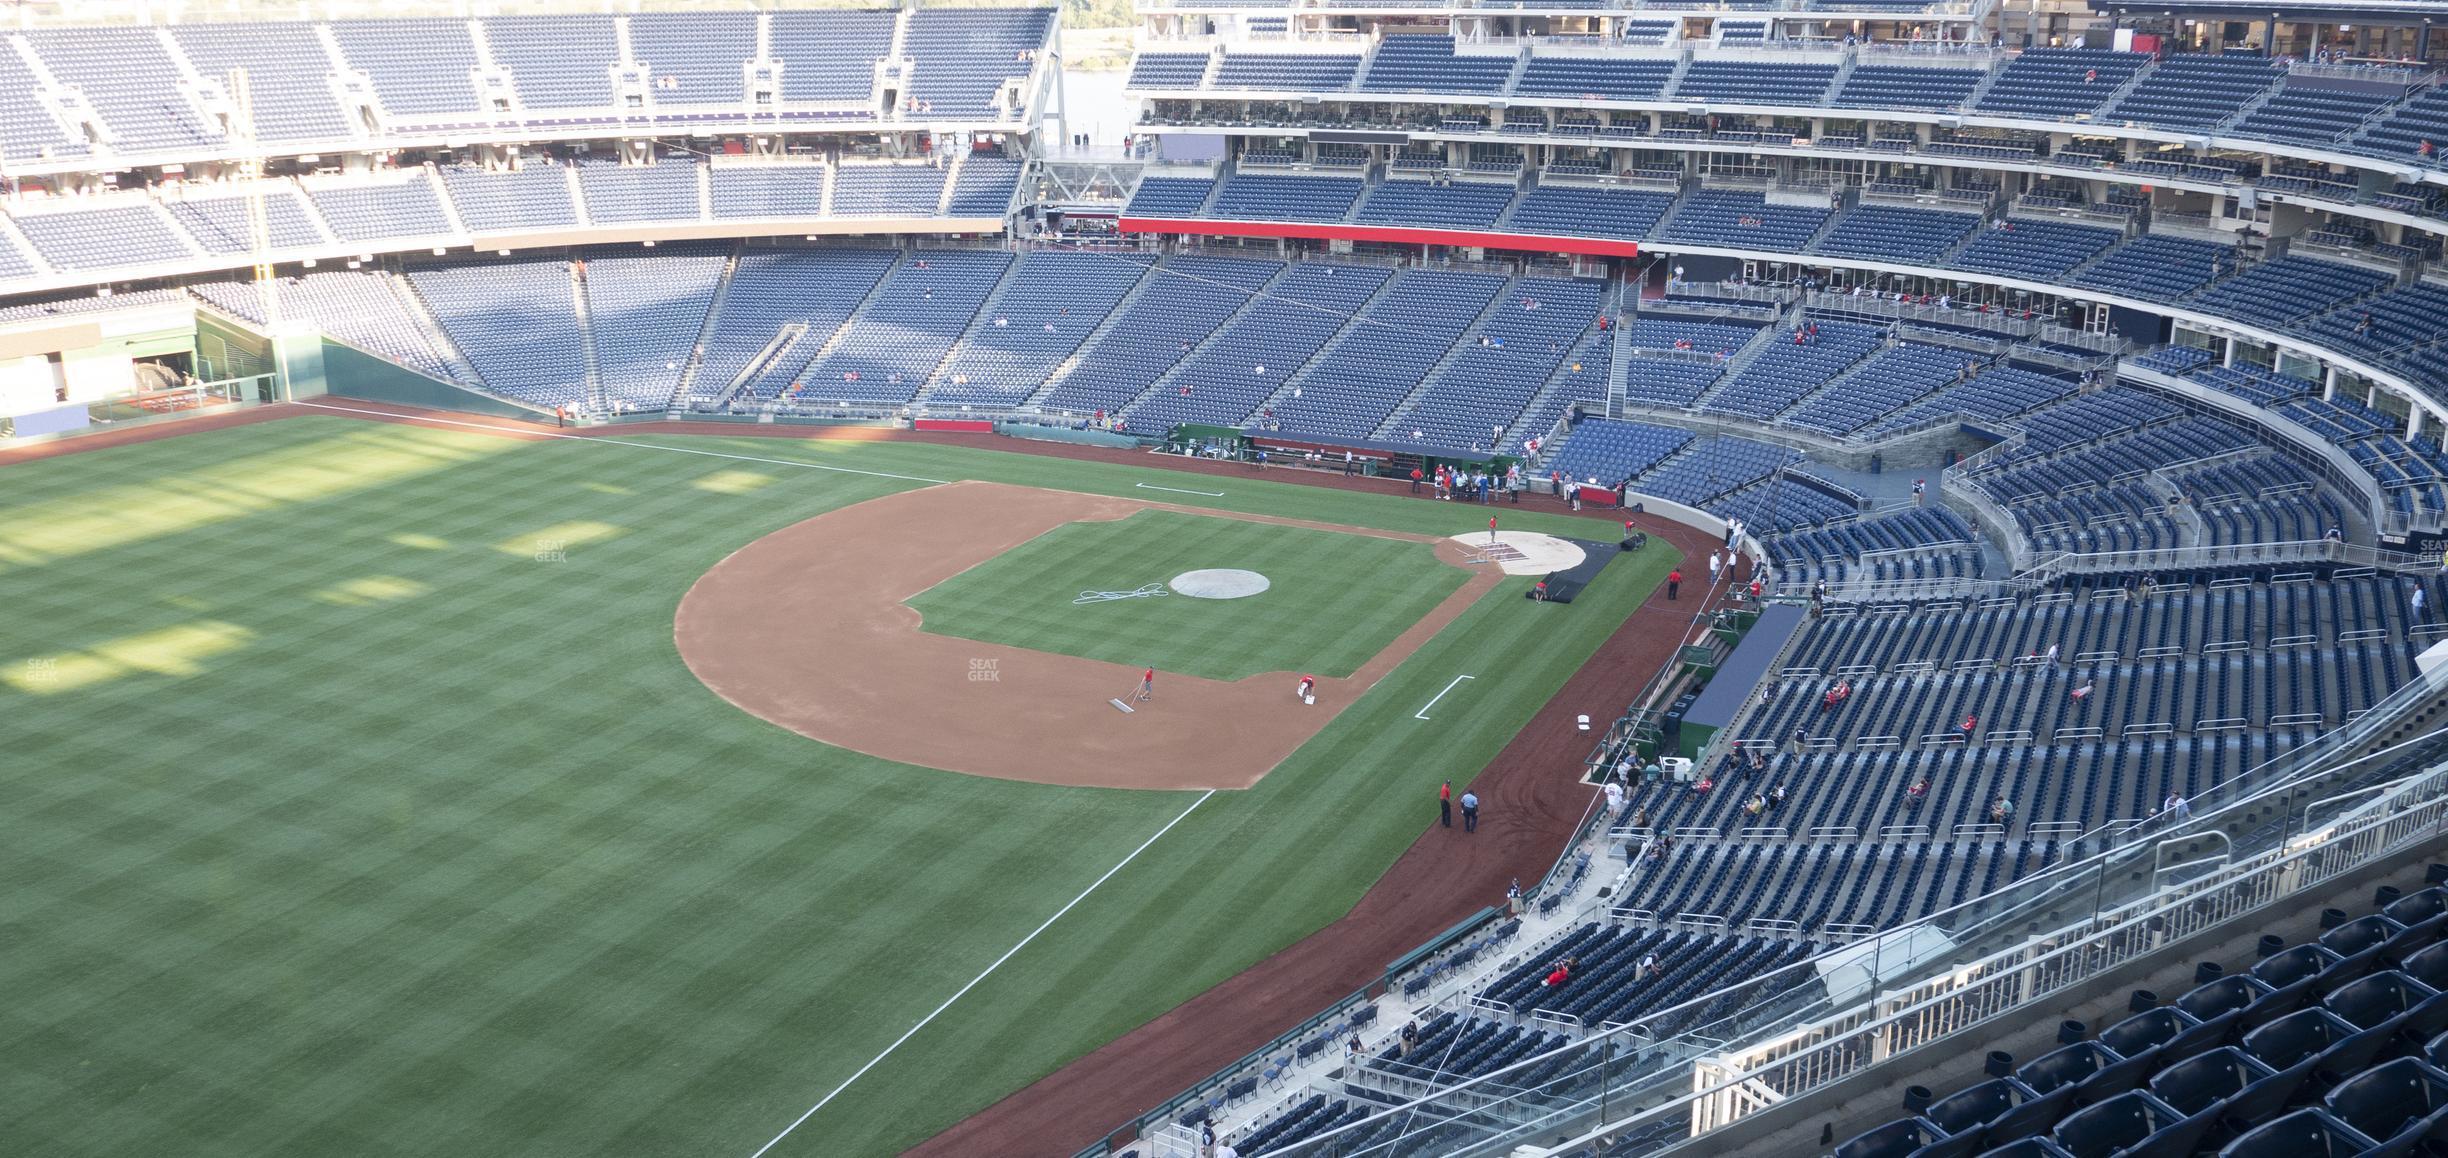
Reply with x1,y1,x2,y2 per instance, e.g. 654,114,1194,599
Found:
1672,601,1806,761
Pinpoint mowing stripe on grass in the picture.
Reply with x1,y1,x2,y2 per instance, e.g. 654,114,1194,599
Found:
291,401,951,486
746,788,1219,1158
1134,482,1226,497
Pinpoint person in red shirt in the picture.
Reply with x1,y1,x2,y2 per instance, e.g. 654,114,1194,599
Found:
1410,466,1424,495
1667,569,1682,600
1296,674,1315,701
1488,514,1499,545
1135,667,1154,702
1959,713,1977,738
1439,780,1453,827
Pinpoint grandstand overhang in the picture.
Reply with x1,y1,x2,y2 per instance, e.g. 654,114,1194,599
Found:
1115,216,1641,258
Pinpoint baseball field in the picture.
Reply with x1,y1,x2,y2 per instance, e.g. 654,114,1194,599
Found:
0,410,1675,1157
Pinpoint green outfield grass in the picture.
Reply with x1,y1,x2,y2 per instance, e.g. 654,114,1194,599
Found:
907,509,1466,681
0,415,1676,1158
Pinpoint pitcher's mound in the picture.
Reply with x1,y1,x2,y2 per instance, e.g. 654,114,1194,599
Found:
1449,531,1588,576
1171,568,1271,599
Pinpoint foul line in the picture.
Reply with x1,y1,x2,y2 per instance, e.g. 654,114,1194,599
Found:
745,788,1218,1158
1414,674,1475,721
1134,482,1226,497
290,400,951,485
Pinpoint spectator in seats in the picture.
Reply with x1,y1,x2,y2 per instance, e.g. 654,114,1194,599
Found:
1605,777,1626,817
1771,783,1787,810
1907,776,1930,807
1692,774,1713,796
2414,585,2429,619
1912,479,1926,506
2325,525,2343,543
1991,796,2013,826
2069,681,2094,702
1642,954,1663,982
2044,643,2059,667
1791,726,1806,751
1632,805,1651,831
1743,793,1766,822
1958,713,1978,739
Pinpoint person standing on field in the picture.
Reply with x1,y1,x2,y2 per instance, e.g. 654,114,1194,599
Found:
1440,780,1453,828
1136,667,1155,702
1488,514,1499,545
1668,569,1682,600
1461,789,1480,832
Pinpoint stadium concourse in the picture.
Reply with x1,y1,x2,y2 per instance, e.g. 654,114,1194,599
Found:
1,0,2448,1156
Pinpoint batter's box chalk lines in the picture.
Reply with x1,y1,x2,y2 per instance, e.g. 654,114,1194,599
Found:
1074,583,1169,605
745,788,1216,1158
1134,482,1226,497
1414,674,1476,721
292,401,951,485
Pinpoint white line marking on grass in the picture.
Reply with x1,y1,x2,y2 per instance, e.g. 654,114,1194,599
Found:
1134,482,1226,498
1414,674,1475,720
745,788,1218,1158
290,401,950,485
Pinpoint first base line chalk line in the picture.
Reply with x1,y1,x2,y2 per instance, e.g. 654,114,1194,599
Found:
1414,674,1475,721
1134,482,1226,497
291,401,952,486
746,788,1216,1158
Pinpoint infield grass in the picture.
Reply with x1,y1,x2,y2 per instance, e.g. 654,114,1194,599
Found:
908,509,1467,680
0,414,1675,1158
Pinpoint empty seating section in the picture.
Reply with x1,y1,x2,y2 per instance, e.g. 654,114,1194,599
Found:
329,19,483,118
1361,36,1511,95
1391,277,1604,449
1715,471,1861,534
1672,61,1837,105
1833,65,1982,111
1657,189,1829,252
195,272,455,380
1474,929,1814,1029
166,189,322,255
576,158,701,225
1700,319,1883,421
831,165,946,217
27,26,220,153
583,248,725,409
2302,282,2448,375
307,177,453,241
1617,839,2049,933
1951,218,2121,281
1974,49,2148,119
2184,257,2389,328
14,206,190,270
1628,435,1801,505
1515,57,1675,102
1814,205,1979,266
1124,264,1389,430
169,23,349,142
1212,53,1359,91
768,10,895,104
947,155,1022,217
0,48,79,164
1036,256,1281,417
2229,79,2391,147
902,8,1049,119
1545,419,1692,485
1354,179,1513,230
686,248,898,406
929,251,1148,403
1209,174,1361,222
1844,876,2448,1158
1770,506,1979,587
1126,53,1208,90
484,15,619,111
1781,342,1968,437
1866,364,2080,438
1124,176,1215,217
439,164,578,232
2357,86,2448,162
2177,455,2340,546
629,11,756,106
1618,318,1757,407
406,258,586,405
2107,54,2282,129
1503,186,1674,240
2073,233,2230,301
709,165,828,220
789,249,1011,408
1273,269,1505,440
